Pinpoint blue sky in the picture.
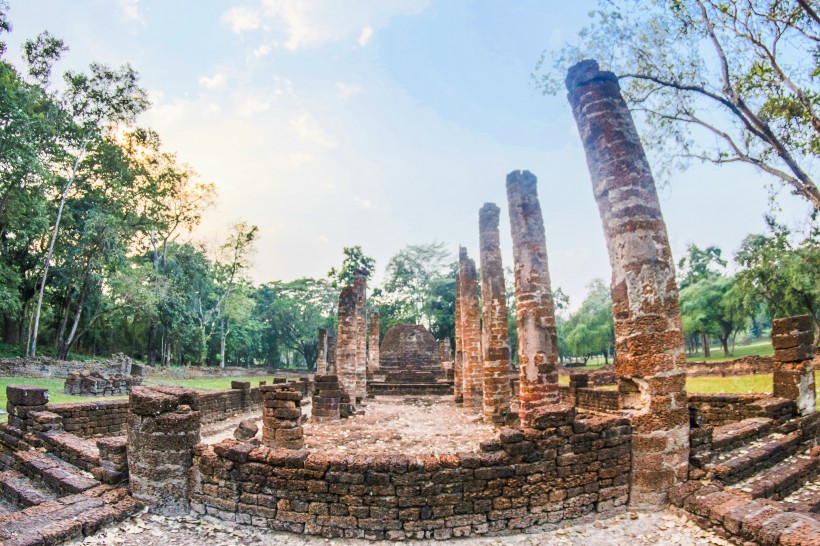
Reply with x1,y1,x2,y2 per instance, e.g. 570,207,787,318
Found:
5,0,814,310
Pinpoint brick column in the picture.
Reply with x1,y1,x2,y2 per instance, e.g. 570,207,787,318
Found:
505,171,561,426
568,373,589,407
567,59,689,509
458,247,483,409
5,385,48,431
772,315,816,415
454,253,464,404
336,285,359,406
317,328,328,374
327,334,337,374
354,272,368,404
479,203,513,425
368,308,380,373
312,374,342,422
261,386,304,449
127,386,200,515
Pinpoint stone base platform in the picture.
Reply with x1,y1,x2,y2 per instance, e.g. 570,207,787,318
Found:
367,381,453,396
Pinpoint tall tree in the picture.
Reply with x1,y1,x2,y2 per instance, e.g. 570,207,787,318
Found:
563,280,614,364
327,245,375,287
537,0,820,209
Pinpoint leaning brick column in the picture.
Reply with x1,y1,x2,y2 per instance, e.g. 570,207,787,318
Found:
454,253,464,404
127,386,200,515
317,328,328,374
335,285,359,406
479,203,513,425
368,308,380,373
567,59,689,509
261,386,304,449
772,315,816,415
459,247,483,409
354,272,368,404
506,171,561,426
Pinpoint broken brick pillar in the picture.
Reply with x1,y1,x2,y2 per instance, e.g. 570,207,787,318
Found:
5,385,48,431
127,386,200,515
312,374,342,422
479,203,513,425
354,272,368,404
261,386,304,449
772,315,816,416
368,308,380,373
439,338,454,380
454,258,464,404
505,171,561,426
458,247,483,409
317,327,328,374
568,373,589,407
336,284,359,407
567,59,689,509
327,334,337,373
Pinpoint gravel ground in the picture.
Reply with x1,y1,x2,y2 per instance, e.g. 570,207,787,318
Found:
203,396,497,456
69,508,730,546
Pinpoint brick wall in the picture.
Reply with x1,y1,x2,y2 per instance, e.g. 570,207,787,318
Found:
0,354,133,378
686,355,774,377
687,394,796,427
198,388,263,425
190,407,632,540
48,399,129,437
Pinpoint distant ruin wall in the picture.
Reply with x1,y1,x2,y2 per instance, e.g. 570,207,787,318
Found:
379,324,440,372
191,408,632,540
0,354,134,378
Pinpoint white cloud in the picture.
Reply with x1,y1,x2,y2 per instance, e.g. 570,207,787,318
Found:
290,113,337,148
253,44,272,58
354,196,373,209
199,73,227,89
222,6,261,34
321,182,336,190
358,25,373,46
259,0,430,50
335,82,362,98
118,0,142,21
234,93,274,116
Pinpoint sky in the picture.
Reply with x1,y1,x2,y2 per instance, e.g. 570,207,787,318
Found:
4,0,815,310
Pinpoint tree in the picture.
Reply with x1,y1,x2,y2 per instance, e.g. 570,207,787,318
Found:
680,275,749,356
536,0,820,209
327,245,375,287
677,244,728,289
563,280,614,363
735,217,820,340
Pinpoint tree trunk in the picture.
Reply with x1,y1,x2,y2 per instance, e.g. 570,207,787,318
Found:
3,315,19,344
59,282,88,360
701,332,711,358
720,336,730,357
219,319,226,368
603,351,608,365
147,321,158,366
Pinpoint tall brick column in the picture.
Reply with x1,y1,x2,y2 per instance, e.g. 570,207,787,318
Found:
458,247,483,409
317,328,328,374
368,308,380,373
454,255,464,404
327,334,337,373
354,272,368,404
127,386,200,515
772,315,816,415
567,59,689,509
505,171,561,426
479,203,513,425
336,285,359,408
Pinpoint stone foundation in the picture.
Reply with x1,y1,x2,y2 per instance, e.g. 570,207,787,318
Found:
772,314,816,415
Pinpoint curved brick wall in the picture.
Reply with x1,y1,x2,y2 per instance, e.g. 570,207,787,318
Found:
379,323,440,372
190,407,632,540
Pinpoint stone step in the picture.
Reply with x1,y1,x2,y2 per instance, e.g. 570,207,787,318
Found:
707,430,807,485
0,468,57,507
731,448,820,500
711,417,774,453
12,449,99,494
38,431,100,472
782,477,820,517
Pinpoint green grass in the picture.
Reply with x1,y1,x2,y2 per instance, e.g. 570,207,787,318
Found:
146,375,284,391
685,341,774,362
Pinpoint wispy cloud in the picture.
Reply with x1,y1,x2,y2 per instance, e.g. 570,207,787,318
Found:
118,0,142,21
358,25,373,46
222,5,261,33
335,82,362,98
354,196,373,209
290,113,337,148
253,44,272,58
199,73,227,89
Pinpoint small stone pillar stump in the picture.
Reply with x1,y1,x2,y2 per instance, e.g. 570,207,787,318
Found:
772,315,816,415
127,386,200,515
6,385,49,431
312,374,342,422
567,373,589,407
261,386,304,449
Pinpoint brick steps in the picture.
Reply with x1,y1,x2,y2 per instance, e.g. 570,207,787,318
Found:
12,449,99,494
38,431,101,472
707,430,806,485
782,478,820,516
711,417,774,453
0,468,56,507
731,449,820,500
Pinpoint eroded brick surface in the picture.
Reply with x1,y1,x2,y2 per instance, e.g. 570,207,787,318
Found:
458,247,483,410
772,315,816,416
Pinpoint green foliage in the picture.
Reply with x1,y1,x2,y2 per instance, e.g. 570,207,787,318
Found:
327,245,375,287
562,280,614,362
536,0,820,208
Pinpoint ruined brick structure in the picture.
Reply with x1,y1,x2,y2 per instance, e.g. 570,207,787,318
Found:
772,314,816,415
567,59,689,509
335,285,360,408
454,265,464,403
316,328,328,374
127,385,200,515
311,374,342,422
327,334,337,373
505,171,560,426
478,203,513,425
354,273,368,403
261,386,304,449
367,308,380,373
378,323,440,375
458,247,483,409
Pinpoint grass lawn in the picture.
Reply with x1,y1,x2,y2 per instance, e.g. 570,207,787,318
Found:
685,341,774,362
